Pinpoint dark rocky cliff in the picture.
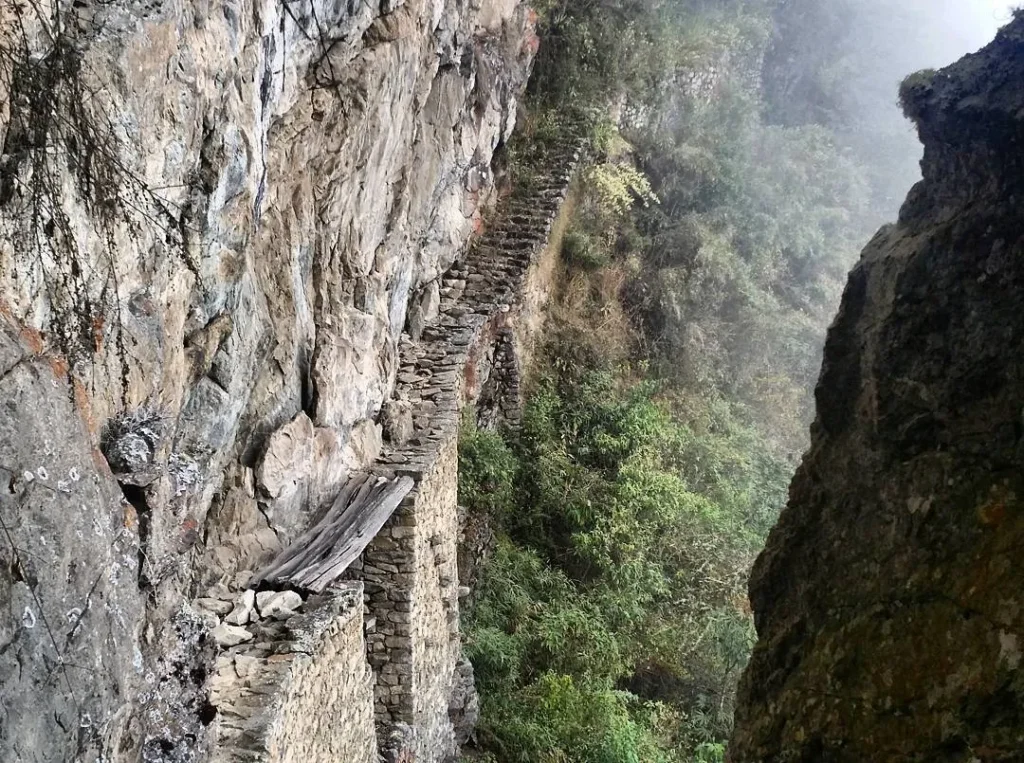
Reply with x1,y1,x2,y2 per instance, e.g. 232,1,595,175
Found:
729,16,1024,762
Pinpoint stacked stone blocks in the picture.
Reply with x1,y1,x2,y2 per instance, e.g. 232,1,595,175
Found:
202,133,585,763
361,135,586,760
207,583,377,763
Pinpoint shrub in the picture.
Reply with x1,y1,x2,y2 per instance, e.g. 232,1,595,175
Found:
458,418,518,521
585,162,658,218
562,228,610,270
461,353,773,761
898,68,938,120
476,672,673,763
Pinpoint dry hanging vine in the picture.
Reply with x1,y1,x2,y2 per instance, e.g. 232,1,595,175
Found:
0,0,193,379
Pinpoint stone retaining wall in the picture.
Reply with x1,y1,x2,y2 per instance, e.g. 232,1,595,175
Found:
476,325,521,429
359,135,585,760
207,583,376,763
202,132,585,762
408,435,461,759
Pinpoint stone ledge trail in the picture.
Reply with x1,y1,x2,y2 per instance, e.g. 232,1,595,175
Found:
202,129,587,763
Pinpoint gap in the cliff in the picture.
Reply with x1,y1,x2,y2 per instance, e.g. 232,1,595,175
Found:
119,482,154,592
119,482,150,517
197,702,217,727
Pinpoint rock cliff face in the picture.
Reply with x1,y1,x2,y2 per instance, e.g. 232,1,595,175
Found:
0,0,538,758
730,17,1024,762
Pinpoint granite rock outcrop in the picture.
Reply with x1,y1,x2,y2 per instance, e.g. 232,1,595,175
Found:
0,0,539,757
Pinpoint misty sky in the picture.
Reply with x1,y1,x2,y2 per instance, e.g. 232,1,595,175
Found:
938,0,1017,63
855,0,1018,115
804,0,1022,212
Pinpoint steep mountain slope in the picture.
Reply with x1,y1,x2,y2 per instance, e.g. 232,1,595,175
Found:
730,16,1024,762
0,0,537,758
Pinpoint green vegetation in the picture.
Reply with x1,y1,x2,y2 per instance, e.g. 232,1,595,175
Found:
898,69,938,120
461,356,773,761
630,95,876,453
461,0,913,759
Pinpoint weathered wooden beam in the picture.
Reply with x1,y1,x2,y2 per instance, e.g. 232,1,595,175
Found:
256,474,415,592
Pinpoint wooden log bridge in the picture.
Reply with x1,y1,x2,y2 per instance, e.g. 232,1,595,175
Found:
257,474,415,592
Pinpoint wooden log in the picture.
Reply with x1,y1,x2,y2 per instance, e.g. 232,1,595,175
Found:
256,474,414,592
258,474,371,582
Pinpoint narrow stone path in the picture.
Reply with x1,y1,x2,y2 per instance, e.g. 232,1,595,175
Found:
203,128,589,763
354,131,587,761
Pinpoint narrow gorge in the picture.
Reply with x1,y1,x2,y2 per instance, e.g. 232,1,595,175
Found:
730,19,1024,762
0,0,1023,761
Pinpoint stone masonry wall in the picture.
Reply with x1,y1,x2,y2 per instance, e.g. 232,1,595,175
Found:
409,435,461,759
207,583,376,763
196,132,585,763
345,436,459,759
357,133,587,761
476,326,521,429
347,491,418,726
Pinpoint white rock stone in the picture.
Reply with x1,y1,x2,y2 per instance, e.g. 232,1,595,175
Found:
256,590,304,620
407,280,441,339
382,399,414,446
256,413,315,500
224,589,256,626
195,597,234,616
212,623,254,648
311,420,384,510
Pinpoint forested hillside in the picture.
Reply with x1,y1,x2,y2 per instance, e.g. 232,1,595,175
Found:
457,1,1010,760
762,0,1007,215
